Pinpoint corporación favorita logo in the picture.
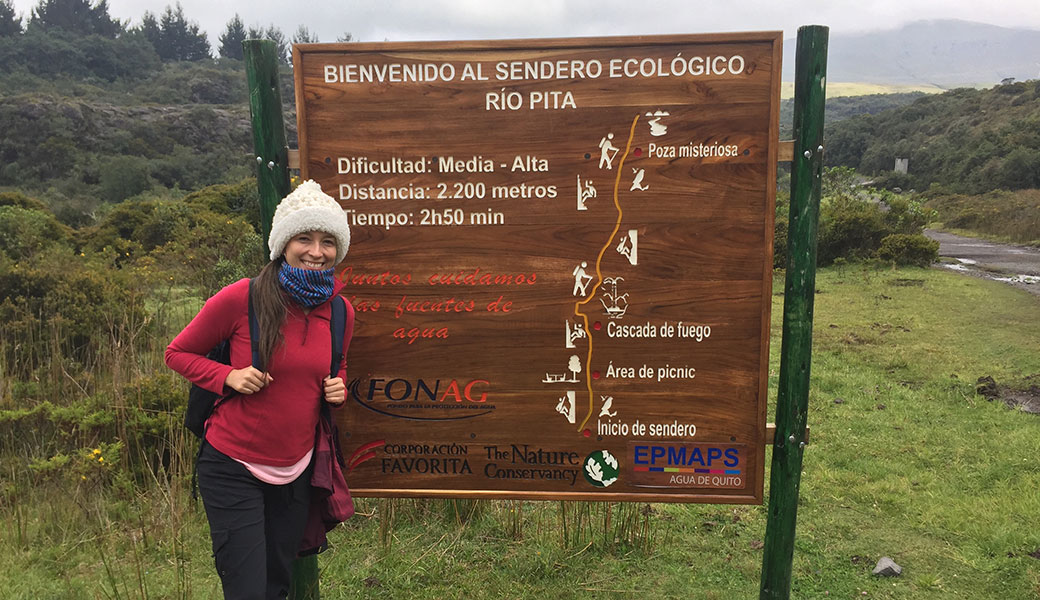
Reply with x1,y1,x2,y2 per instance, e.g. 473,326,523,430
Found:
583,450,619,488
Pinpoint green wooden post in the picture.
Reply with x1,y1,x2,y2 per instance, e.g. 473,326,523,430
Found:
244,38,290,257
759,25,828,600
243,39,320,600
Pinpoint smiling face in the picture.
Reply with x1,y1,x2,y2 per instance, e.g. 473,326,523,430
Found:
283,230,338,270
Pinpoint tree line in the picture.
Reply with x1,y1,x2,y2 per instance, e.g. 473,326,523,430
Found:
0,0,350,76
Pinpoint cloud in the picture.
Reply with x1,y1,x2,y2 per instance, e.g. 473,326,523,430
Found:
11,0,1040,46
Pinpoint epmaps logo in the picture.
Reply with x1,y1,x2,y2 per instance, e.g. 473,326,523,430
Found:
628,443,745,489
349,376,495,420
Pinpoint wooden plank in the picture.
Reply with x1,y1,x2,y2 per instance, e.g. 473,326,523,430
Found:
778,140,794,162
295,33,782,504
764,423,809,445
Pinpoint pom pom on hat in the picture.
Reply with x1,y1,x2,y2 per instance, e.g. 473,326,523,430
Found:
268,180,351,265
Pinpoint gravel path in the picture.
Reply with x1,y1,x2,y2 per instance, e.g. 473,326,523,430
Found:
925,229,1040,296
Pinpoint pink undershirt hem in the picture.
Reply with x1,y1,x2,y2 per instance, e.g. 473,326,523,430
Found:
234,448,314,485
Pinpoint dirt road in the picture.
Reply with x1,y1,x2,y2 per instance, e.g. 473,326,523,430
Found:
925,229,1040,296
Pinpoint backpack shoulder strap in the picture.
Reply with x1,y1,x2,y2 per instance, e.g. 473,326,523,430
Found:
209,279,260,418
323,294,347,420
329,294,346,378
247,278,261,369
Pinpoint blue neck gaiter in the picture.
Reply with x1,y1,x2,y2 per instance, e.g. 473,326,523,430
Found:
278,262,335,307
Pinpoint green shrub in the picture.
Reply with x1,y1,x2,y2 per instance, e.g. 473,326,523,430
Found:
881,193,935,234
26,136,79,181
773,215,789,269
800,168,938,267
877,233,939,266
78,199,152,252
925,189,1040,244
0,205,72,260
98,154,153,202
773,184,790,269
0,190,49,211
78,185,264,295
150,145,247,190
0,252,148,377
996,147,1040,190
817,196,890,265
1,371,184,483
150,212,263,296
131,201,196,250
183,178,261,230
125,120,177,157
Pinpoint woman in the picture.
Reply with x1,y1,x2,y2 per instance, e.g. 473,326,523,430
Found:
166,180,355,599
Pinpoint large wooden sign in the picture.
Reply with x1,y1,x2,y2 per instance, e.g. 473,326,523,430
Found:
294,33,780,503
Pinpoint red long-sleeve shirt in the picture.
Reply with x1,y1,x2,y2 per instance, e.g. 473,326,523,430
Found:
165,278,354,466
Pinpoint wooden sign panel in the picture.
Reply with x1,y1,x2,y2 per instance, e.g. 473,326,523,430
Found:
294,32,780,503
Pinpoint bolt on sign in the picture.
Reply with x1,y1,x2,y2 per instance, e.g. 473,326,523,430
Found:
293,32,781,503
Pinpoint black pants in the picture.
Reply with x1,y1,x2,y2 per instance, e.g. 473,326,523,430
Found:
197,441,312,600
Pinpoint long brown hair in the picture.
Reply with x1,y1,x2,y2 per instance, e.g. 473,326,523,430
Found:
251,258,288,371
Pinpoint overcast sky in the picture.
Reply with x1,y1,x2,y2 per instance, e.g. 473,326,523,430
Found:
9,0,1040,44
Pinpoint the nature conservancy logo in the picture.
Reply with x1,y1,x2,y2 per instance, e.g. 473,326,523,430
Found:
583,449,619,488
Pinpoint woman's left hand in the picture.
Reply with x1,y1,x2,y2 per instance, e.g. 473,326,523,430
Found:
324,376,346,405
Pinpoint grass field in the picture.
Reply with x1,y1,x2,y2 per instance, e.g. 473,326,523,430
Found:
1,265,1038,599
780,82,947,99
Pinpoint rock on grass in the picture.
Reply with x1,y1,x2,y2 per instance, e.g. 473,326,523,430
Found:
872,557,903,577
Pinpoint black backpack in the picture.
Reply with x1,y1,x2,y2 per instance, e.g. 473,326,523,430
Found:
184,279,348,438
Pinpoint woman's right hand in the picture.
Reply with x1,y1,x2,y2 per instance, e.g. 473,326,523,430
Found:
224,367,273,394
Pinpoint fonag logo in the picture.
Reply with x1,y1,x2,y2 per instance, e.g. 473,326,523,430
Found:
349,377,496,421
582,450,620,488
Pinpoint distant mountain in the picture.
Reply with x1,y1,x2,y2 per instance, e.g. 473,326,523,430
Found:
783,20,1040,86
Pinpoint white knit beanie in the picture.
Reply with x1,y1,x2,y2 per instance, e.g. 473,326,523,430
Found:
268,180,351,265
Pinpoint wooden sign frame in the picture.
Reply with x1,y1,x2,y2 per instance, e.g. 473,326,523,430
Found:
294,32,781,504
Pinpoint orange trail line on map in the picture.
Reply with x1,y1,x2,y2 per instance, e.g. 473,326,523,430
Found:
575,114,640,434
